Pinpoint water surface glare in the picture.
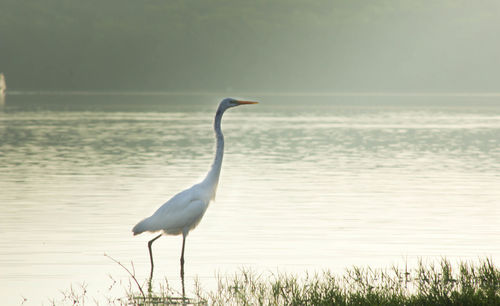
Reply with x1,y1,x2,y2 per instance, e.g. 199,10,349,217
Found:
0,95,499,304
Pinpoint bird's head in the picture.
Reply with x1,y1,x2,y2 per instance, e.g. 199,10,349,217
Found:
219,98,259,111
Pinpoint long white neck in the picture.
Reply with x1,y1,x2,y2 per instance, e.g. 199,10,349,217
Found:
203,105,225,200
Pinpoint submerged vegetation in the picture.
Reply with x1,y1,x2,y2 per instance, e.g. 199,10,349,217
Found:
51,258,499,305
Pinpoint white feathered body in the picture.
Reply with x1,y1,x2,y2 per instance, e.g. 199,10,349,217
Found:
132,181,215,236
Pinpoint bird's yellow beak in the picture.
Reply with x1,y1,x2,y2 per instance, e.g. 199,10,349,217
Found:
236,100,259,105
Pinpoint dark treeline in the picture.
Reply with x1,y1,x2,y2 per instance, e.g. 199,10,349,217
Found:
1,0,499,92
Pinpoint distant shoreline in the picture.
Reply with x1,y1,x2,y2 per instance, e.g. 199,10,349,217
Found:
6,91,500,97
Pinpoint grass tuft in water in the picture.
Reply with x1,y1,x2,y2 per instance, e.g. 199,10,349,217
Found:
187,258,498,306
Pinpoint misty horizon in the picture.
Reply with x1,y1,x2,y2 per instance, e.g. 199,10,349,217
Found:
1,0,500,93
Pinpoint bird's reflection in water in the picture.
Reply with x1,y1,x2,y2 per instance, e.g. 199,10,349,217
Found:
147,262,186,301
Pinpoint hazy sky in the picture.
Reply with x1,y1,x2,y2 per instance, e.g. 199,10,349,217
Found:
1,0,499,92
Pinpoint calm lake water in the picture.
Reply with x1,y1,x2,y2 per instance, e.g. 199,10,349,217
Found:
1,93,499,304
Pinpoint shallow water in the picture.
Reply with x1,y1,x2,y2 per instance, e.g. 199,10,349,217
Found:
0,94,499,304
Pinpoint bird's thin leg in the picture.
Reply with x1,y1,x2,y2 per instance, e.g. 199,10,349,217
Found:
181,273,186,298
180,233,187,296
148,234,162,282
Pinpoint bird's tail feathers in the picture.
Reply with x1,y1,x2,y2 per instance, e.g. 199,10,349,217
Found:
132,217,161,235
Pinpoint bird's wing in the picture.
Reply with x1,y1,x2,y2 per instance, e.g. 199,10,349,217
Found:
168,199,206,233
147,188,208,234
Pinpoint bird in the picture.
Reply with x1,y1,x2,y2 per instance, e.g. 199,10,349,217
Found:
132,98,258,282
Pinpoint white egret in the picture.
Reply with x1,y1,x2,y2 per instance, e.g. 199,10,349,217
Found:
132,98,258,281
